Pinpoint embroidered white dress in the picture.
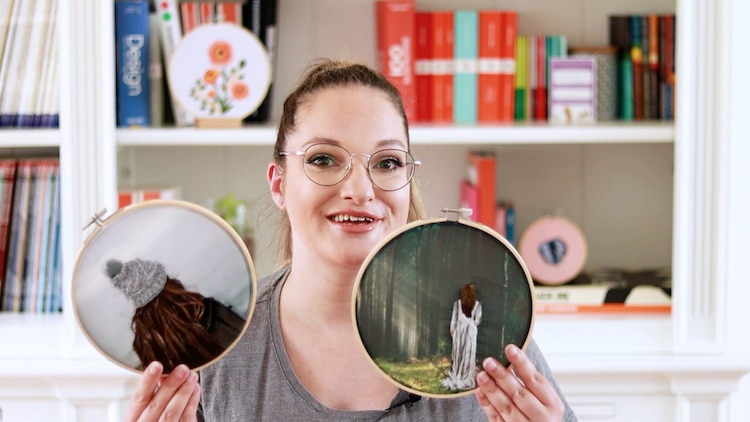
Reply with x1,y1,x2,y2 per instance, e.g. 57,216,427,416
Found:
441,300,482,391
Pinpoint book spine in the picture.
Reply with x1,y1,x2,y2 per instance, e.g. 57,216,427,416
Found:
478,10,501,122
414,11,434,122
548,57,597,124
0,0,34,127
648,14,660,119
498,11,517,122
115,0,151,127
453,10,478,124
148,12,164,127
434,11,453,123
0,160,17,301
242,0,279,123
514,35,528,121
155,0,194,126
466,151,496,228
533,34,547,121
180,2,199,33
376,1,416,123
630,15,644,120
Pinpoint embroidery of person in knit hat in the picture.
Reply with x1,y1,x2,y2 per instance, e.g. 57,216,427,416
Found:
106,258,246,372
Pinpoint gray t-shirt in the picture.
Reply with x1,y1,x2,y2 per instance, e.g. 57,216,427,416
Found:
198,268,577,421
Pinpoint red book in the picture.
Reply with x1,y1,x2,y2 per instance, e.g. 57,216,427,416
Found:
478,10,502,122
376,0,417,122
414,11,435,122
433,11,454,122
498,11,518,122
180,2,200,33
466,151,496,228
533,35,547,120
0,159,17,296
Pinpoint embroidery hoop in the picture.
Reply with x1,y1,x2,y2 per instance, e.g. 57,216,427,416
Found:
71,200,257,374
518,215,588,286
167,22,272,127
352,210,535,398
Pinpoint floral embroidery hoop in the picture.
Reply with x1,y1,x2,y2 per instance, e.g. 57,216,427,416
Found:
167,23,272,127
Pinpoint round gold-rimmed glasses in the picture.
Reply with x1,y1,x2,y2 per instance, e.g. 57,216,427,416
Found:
280,143,421,192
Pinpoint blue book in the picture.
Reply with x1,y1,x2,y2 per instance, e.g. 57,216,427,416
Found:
453,10,478,124
115,0,150,127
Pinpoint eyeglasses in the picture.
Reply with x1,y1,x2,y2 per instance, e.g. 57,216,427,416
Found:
279,143,421,191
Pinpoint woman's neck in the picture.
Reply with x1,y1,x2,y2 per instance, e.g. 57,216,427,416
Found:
281,258,360,325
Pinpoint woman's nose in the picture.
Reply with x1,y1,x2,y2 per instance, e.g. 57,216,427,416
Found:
339,160,375,203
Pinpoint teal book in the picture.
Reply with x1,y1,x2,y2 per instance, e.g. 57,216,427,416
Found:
453,10,477,124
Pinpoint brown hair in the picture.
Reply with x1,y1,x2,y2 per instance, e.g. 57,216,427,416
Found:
460,283,477,317
131,277,224,372
272,58,427,265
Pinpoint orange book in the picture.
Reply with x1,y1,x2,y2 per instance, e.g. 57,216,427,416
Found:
414,11,435,122
376,0,417,122
478,10,502,122
433,11,454,122
459,180,479,222
498,11,518,122
180,2,200,33
466,151,496,228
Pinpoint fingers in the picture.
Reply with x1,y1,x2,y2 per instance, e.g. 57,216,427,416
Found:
475,344,564,422
475,350,536,421
505,344,563,409
125,362,200,422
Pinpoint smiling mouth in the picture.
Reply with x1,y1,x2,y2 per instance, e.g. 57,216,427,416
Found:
332,215,375,223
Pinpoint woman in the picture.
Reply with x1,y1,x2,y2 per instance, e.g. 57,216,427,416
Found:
442,283,483,391
125,59,577,421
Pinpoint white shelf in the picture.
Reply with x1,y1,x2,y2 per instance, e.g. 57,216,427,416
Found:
0,128,61,148
116,121,674,146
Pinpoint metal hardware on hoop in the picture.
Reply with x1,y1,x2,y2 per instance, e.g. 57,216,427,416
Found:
439,208,473,222
83,208,108,231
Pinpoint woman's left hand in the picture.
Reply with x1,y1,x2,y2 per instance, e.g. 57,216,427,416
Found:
475,344,565,421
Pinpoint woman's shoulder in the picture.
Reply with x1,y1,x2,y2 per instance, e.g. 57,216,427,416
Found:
255,266,290,303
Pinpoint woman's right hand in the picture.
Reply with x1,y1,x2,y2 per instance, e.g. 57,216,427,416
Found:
125,362,201,422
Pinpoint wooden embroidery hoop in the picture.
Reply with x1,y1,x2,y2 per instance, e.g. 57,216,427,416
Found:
352,209,536,398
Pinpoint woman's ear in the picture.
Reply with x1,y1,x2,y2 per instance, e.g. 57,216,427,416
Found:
267,161,285,210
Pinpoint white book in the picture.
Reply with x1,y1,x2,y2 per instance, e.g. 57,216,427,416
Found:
0,0,16,62
154,0,194,127
32,0,57,127
149,12,164,127
0,0,33,126
16,0,53,127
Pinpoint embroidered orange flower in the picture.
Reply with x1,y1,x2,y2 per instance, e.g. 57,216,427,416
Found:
203,69,219,84
208,41,232,65
231,82,249,100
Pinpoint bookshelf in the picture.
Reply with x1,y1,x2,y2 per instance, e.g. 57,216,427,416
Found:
1,0,749,421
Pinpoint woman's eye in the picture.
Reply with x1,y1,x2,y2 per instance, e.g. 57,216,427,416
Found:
307,154,337,167
374,157,403,171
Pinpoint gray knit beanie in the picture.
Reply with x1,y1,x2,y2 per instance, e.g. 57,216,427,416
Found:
106,259,168,308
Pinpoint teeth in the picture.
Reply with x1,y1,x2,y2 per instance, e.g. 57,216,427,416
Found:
333,215,373,223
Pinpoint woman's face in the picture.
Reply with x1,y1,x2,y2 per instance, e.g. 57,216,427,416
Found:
270,85,411,270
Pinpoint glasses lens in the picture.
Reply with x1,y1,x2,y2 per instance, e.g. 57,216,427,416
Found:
302,144,350,186
369,149,415,191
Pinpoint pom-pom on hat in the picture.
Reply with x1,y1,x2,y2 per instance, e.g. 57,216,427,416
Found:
106,259,168,308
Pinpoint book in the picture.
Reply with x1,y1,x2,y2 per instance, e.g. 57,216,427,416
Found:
0,160,17,299
453,10,478,124
375,1,416,122
16,0,53,127
433,10,454,123
497,11,517,122
154,0,194,126
242,0,279,123
548,56,597,124
466,151,496,228
118,185,182,208
2,160,34,311
32,0,59,127
148,12,164,127
414,11,435,123
514,35,528,121
477,10,502,122
0,0,34,127
115,0,151,127
569,47,618,121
